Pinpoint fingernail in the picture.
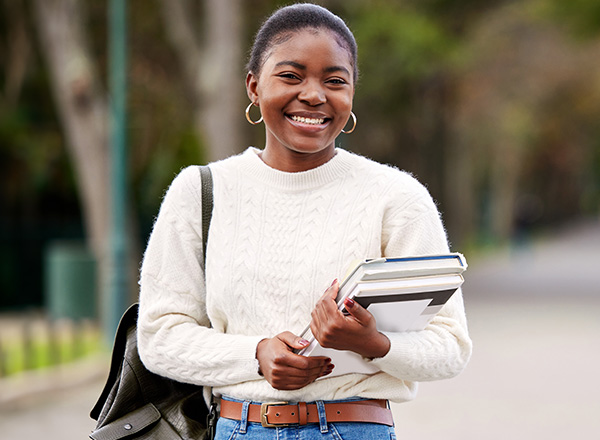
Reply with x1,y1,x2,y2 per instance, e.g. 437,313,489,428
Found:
344,298,355,308
299,339,310,346
330,278,338,287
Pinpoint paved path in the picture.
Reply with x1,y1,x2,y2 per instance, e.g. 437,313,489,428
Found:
1,220,598,439
392,298,600,439
0,355,105,440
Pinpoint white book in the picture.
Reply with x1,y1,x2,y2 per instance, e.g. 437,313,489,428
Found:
349,274,464,331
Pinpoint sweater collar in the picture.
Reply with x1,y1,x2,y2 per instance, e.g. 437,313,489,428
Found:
239,147,356,191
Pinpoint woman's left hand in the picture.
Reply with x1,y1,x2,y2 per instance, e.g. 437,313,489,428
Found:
310,280,391,359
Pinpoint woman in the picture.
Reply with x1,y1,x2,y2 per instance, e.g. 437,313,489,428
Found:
138,3,472,439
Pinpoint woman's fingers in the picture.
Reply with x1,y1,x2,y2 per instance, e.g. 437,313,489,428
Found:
275,330,311,351
267,357,334,389
256,332,333,390
311,279,342,332
309,282,391,358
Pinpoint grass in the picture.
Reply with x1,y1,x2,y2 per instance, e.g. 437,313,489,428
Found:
0,320,103,377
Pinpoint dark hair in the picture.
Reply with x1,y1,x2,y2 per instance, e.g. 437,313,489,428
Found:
247,3,358,82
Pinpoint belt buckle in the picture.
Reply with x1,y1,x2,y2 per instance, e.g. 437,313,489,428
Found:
260,401,289,428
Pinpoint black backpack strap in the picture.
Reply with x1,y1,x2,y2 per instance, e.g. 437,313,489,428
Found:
198,164,217,432
199,165,214,266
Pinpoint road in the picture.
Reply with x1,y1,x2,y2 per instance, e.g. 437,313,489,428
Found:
1,220,598,439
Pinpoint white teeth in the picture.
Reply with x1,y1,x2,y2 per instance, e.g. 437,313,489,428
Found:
291,115,325,125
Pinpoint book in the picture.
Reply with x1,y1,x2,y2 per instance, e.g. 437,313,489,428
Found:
335,253,467,298
297,253,467,377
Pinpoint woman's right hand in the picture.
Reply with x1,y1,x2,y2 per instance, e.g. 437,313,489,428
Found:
256,332,333,390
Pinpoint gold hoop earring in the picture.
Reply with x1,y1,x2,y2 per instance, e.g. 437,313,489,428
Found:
245,102,263,125
341,111,357,134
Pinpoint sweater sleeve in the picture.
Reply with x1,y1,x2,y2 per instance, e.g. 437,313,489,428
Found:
369,176,472,382
137,166,264,387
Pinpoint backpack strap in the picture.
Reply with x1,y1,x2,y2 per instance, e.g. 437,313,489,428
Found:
199,165,213,266
198,165,217,434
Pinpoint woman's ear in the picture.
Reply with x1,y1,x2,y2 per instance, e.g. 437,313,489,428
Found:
246,72,259,105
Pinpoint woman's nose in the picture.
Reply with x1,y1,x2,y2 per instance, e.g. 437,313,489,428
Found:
298,81,326,106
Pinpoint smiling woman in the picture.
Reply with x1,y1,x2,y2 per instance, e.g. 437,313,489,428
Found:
137,3,472,440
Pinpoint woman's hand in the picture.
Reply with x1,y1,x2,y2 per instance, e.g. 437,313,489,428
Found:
256,332,334,390
310,280,391,359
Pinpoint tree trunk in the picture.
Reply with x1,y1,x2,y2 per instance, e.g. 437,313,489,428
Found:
444,138,477,248
200,0,243,160
159,0,243,162
31,0,110,293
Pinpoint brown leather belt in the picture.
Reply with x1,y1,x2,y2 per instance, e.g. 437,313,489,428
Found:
219,399,394,428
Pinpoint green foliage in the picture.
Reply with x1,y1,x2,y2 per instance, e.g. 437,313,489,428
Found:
341,2,463,191
0,72,72,206
541,0,600,38
351,3,456,88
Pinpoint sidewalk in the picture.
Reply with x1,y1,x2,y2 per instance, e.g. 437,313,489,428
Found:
1,219,599,439
392,298,600,439
0,354,106,440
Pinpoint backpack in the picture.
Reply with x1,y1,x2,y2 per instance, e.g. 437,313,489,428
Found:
89,166,215,439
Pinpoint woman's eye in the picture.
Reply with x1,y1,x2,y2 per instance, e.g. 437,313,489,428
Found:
279,73,300,80
327,78,347,85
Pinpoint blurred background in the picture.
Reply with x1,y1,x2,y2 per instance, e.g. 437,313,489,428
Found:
0,0,599,439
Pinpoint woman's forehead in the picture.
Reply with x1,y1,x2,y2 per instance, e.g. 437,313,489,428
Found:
263,28,354,70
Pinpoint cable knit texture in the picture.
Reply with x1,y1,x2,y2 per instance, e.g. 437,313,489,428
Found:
138,147,472,404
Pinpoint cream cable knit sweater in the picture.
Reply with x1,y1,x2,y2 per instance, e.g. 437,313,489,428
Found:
138,147,472,404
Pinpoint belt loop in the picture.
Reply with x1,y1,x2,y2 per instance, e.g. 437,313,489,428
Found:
298,401,308,425
316,400,328,433
239,400,250,434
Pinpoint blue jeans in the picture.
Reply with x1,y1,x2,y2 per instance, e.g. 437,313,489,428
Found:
214,397,397,440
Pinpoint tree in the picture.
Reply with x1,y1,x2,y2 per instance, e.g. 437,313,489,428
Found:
31,0,110,275
159,0,244,162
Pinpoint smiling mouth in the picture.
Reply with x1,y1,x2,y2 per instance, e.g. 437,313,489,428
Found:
289,115,327,125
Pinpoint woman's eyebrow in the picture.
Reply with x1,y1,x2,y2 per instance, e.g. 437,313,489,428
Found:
324,65,351,76
275,60,305,70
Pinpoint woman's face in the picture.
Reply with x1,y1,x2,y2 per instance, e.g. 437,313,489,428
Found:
246,28,355,172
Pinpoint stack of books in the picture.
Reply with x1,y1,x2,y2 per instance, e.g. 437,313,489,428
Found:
298,253,468,377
